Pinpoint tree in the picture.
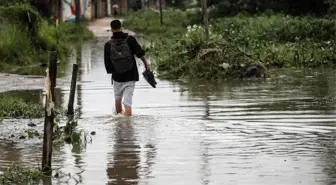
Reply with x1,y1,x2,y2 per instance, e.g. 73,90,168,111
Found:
195,0,332,17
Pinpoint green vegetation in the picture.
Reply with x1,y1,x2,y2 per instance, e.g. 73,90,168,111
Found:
123,9,188,38
0,94,44,119
211,14,336,67
0,3,93,73
0,164,44,184
200,0,336,17
54,108,89,150
124,9,336,80
0,162,87,184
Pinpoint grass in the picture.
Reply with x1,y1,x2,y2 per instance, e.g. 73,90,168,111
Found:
123,9,336,80
0,164,44,185
0,3,94,73
0,94,44,119
123,9,187,39
211,13,336,68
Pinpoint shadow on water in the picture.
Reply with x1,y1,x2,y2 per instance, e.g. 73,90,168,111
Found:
0,37,336,185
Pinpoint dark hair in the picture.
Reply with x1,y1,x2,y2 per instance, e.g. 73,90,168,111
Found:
110,19,122,30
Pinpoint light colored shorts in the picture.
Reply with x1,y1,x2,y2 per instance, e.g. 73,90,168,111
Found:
113,80,136,107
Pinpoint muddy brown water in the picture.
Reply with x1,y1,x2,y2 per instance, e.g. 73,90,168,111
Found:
1,38,336,185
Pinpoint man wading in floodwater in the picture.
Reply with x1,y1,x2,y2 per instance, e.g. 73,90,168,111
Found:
104,19,151,116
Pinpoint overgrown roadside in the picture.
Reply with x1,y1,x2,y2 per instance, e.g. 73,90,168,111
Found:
0,3,94,74
0,3,95,182
123,9,336,80
0,2,94,120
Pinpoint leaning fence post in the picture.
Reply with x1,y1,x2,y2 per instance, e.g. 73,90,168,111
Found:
42,48,57,174
67,64,79,115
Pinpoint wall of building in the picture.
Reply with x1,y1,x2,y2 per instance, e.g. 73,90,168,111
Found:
62,0,92,22
60,0,136,22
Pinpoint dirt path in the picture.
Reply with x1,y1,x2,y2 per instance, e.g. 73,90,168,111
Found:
87,17,136,37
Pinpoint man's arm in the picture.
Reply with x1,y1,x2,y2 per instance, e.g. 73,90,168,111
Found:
128,36,151,71
140,56,150,71
104,42,113,74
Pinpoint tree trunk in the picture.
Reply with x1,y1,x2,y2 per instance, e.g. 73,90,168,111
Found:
201,0,209,42
159,0,163,25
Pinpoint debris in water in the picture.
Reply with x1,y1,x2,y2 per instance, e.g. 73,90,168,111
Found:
64,136,71,144
27,122,37,127
220,62,230,70
54,172,59,178
40,63,47,67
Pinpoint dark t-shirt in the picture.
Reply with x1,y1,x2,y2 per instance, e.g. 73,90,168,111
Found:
104,31,145,82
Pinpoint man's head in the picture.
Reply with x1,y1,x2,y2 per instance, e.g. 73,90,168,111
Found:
110,19,122,32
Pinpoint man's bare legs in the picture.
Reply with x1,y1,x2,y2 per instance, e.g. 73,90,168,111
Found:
115,100,132,116
113,81,135,117
115,99,122,114
124,104,132,116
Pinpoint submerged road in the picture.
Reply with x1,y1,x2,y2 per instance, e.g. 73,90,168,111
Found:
0,17,336,185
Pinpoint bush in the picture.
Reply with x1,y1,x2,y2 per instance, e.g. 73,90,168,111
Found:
37,20,93,53
123,9,188,38
209,14,336,68
0,24,34,66
200,0,332,17
0,3,41,40
0,3,93,72
129,11,336,80
150,25,259,80
211,14,336,43
0,0,27,7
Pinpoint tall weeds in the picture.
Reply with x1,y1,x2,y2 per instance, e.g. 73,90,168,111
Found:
0,94,44,119
0,3,93,72
124,9,336,80
0,25,34,67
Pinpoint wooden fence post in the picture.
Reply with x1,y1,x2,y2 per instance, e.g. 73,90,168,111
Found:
42,48,57,174
201,0,209,42
67,64,79,115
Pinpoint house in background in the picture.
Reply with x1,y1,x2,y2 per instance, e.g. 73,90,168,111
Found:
51,0,164,23
91,0,128,19
61,0,92,22
109,0,129,15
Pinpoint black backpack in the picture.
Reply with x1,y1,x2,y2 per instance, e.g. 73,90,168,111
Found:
109,36,134,74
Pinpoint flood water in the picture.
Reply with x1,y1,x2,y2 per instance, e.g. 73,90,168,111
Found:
1,37,336,185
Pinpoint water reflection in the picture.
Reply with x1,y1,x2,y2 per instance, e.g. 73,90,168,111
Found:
0,144,21,167
76,43,84,118
107,117,140,185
